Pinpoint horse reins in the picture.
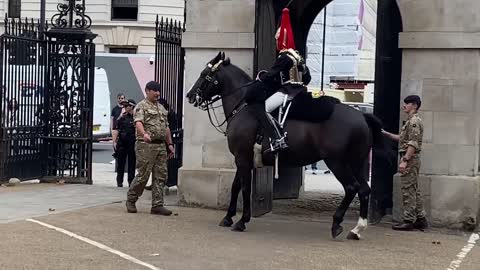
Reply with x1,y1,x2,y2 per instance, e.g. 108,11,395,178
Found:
200,80,256,136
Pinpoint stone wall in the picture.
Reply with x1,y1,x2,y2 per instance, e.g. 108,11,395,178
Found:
393,0,480,229
178,0,255,209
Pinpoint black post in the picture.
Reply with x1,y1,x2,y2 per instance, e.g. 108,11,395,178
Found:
40,0,46,38
370,0,403,223
320,6,327,92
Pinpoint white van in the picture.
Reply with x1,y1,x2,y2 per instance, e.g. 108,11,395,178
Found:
92,67,111,141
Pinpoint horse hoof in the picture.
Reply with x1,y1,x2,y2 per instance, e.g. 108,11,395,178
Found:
346,231,360,240
231,221,246,232
331,225,343,239
219,216,234,227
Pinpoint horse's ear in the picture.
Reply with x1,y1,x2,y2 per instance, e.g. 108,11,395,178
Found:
224,57,231,65
212,51,222,63
221,52,225,61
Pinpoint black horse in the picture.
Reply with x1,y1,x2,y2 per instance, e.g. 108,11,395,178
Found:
186,52,387,240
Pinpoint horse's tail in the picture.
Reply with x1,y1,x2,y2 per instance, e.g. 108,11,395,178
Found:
363,113,386,150
363,113,397,170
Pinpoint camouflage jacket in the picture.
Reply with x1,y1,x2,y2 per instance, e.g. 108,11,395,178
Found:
399,113,423,154
134,99,169,142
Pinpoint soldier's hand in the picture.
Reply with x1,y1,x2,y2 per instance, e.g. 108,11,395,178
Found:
399,161,408,174
113,142,117,151
168,145,175,159
143,133,152,143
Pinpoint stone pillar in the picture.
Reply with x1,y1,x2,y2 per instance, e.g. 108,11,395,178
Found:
393,0,480,230
178,0,256,209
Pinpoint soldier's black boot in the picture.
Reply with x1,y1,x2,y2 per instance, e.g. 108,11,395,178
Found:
392,221,414,231
151,206,172,216
126,200,137,213
413,217,429,230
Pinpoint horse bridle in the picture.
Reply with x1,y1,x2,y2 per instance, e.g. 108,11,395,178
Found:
193,59,252,136
194,60,223,110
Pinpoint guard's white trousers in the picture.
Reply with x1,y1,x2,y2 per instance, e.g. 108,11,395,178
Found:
265,92,294,113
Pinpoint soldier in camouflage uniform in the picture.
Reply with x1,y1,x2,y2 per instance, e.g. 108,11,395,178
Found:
126,81,175,216
382,95,429,231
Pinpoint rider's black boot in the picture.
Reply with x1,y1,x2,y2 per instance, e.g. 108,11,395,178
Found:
250,104,288,153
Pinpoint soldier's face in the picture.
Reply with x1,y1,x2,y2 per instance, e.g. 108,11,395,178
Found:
402,102,417,113
146,89,160,101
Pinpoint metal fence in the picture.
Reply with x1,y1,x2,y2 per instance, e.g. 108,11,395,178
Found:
0,12,96,184
0,18,47,181
154,16,185,187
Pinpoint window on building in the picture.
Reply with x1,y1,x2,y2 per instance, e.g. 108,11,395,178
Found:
8,0,21,18
111,0,138,20
109,47,137,54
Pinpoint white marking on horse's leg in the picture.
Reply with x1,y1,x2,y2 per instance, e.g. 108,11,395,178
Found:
350,217,368,238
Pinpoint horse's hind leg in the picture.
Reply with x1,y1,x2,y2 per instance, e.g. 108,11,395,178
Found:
347,158,371,240
219,171,241,227
324,159,359,239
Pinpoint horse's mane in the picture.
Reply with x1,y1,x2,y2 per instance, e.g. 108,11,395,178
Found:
221,59,252,83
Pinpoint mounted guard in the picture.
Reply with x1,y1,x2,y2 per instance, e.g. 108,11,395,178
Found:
252,8,312,153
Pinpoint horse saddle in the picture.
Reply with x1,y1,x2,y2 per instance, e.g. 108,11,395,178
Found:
272,91,340,124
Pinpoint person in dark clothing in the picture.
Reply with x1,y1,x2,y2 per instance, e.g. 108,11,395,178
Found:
111,93,126,136
111,93,126,172
113,99,137,187
250,8,311,153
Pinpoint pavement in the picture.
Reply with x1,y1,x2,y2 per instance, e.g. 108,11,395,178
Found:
1,163,479,269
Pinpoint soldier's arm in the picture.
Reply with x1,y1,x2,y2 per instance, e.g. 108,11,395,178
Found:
165,127,173,146
381,129,400,141
258,54,292,87
404,119,422,160
136,122,146,136
403,146,416,162
406,119,422,150
133,104,147,136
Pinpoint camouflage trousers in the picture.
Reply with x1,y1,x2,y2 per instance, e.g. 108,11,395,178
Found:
400,155,426,222
127,141,168,207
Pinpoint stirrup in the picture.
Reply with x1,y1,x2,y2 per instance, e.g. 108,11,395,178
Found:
267,134,288,153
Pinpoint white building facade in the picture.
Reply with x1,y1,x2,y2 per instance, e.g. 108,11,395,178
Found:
0,0,185,54
307,0,377,87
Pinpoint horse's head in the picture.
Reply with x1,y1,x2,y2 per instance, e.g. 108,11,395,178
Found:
186,51,230,109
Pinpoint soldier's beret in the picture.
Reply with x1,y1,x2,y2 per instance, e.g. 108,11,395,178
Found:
146,81,161,92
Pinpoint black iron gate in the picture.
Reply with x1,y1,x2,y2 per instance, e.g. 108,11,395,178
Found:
0,1,97,184
0,18,47,181
154,16,185,187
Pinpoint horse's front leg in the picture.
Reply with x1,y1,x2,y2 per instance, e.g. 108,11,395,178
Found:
219,170,241,227
232,166,252,232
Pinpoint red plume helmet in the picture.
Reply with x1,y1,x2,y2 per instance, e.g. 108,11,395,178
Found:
276,8,296,51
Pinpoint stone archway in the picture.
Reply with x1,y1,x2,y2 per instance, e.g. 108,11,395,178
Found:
255,0,404,221
180,0,480,230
